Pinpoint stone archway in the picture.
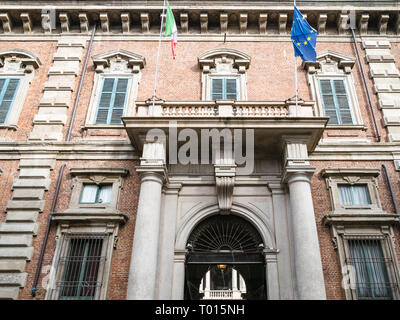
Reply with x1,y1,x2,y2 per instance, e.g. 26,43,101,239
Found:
183,214,267,300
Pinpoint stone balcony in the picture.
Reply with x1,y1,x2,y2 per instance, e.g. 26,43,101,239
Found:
135,99,315,118
123,99,328,159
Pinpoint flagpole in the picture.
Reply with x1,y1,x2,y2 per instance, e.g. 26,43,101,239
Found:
152,0,167,109
294,0,298,116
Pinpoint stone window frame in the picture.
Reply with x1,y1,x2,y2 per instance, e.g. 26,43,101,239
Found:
302,51,364,128
68,168,128,212
198,48,250,101
322,168,383,214
328,223,400,300
45,223,117,300
47,167,130,300
85,49,145,127
0,49,41,129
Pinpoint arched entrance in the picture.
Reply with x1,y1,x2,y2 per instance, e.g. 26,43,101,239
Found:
184,214,267,300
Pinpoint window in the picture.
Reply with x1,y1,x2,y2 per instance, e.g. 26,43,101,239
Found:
211,78,237,100
322,168,382,214
80,184,112,204
52,233,109,300
319,79,353,125
347,239,393,300
198,48,250,101
95,78,129,124
0,50,40,128
338,184,371,206
0,78,20,124
85,49,145,126
303,51,363,126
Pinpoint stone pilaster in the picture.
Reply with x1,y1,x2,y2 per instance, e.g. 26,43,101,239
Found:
0,157,55,299
29,37,86,141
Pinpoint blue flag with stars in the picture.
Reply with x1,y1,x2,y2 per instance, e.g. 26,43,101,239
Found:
291,6,318,62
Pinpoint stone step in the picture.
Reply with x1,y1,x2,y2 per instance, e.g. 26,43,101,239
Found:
0,260,26,272
0,222,38,235
0,234,32,247
0,286,20,299
0,273,27,287
5,211,38,222
0,247,33,260
6,200,45,212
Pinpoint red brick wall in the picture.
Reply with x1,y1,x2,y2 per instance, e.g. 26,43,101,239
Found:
311,160,400,300
18,160,140,300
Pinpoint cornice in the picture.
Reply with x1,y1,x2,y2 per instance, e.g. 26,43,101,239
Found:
0,4,399,36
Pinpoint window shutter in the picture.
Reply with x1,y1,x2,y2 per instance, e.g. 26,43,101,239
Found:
225,79,238,100
211,79,223,100
0,78,20,124
333,80,353,124
95,78,115,124
110,78,128,124
320,79,338,124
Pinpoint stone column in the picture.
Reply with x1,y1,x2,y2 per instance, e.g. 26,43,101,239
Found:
126,167,166,299
282,136,326,300
126,141,167,299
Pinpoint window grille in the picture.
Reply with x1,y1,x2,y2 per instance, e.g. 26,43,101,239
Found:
56,233,108,300
319,78,353,125
80,184,112,204
211,78,237,100
338,184,371,206
0,78,21,124
346,239,397,300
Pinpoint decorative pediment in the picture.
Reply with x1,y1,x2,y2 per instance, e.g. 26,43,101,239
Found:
92,49,146,73
302,51,356,74
0,49,41,74
198,48,251,74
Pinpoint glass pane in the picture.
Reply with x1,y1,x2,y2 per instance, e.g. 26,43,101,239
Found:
225,79,237,100
80,184,98,203
338,184,371,205
348,239,392,300
211,79,223,100
98,185,112,204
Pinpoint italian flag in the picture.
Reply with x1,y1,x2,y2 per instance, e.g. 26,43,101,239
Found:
164,0,177,59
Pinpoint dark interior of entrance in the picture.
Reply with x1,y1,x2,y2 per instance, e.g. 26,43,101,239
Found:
184,214,267,300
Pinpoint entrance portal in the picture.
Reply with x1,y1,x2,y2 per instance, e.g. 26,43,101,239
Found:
184,215,267,300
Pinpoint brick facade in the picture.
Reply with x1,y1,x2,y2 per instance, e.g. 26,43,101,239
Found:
0,0,399,300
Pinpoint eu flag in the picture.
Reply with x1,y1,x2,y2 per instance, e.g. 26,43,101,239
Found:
291,6,318,62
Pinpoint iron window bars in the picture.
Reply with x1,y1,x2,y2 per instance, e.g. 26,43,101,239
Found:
54,233,108,300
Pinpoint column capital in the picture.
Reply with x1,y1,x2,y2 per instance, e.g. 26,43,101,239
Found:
280,135,312,168
135,165,167,185
281,166,316,184
163,183,182,195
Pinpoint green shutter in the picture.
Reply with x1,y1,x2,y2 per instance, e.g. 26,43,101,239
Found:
110,78,128,124
333,79,353,124
0,78,20,124
211,79,223,100
95,78,129,124
319,79,353,125
225,79,237,100
319,79,339,124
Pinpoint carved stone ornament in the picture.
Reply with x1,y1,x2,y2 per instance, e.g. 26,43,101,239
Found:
215,159,236,214
92,49,146,74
